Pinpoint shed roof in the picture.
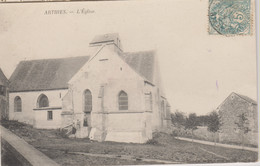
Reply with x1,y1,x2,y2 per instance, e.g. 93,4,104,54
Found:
9,56,90,92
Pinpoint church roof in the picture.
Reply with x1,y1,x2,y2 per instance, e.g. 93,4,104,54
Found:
120,50,155,83
9,48,157,92
9,56,90,92
0,68,9,86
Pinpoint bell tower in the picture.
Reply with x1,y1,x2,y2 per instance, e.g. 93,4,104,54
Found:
89,33,123,51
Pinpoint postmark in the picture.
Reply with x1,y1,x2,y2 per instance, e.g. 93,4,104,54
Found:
208,0,251,35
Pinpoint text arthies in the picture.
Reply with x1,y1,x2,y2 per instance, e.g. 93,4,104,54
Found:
44,9,95,15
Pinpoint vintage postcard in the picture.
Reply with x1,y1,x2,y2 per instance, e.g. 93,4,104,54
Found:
0,0,258,166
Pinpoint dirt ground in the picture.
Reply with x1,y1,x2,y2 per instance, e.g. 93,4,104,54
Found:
1,120,258,165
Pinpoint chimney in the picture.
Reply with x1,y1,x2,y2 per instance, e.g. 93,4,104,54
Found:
89,33,123,51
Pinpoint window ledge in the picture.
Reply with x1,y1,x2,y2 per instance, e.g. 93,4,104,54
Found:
33,107,62,111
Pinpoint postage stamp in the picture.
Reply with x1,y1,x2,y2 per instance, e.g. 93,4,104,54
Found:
208,0,251,35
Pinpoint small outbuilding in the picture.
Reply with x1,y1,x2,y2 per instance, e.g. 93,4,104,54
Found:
217,92,258,146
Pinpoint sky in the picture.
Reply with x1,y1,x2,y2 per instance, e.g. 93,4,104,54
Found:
0,0,257,115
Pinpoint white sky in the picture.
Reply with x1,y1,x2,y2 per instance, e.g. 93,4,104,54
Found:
0,0,257,115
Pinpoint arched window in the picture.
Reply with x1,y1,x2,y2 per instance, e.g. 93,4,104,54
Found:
38,94,49,108
84,89,92,112
118,91,128,110
14,96,22,112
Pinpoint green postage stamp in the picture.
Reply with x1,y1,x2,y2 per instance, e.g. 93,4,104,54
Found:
208,0,252,35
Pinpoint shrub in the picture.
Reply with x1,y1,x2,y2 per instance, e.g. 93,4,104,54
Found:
171,130,178,137
56,129,68,138
145,139,159,145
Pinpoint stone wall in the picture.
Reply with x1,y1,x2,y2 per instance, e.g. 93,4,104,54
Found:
0,85,9,120
0,94,9,120
60,112,74,128
68,44,167,143
60,90,74,128
34,109,62,129
9,89,68,126
218,93,258,146
104,111,152,143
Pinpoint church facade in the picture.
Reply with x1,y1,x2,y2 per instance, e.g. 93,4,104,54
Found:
8,34,171,143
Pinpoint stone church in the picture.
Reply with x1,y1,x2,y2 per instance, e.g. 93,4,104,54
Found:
8,33,171,143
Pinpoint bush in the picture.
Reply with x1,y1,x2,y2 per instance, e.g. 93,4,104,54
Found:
56,129,68,138
145,139,159,145
171,130,178,137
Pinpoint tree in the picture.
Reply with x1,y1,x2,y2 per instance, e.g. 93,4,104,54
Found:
171,110,186,138
207,110,221,146
185,113,199,142
235,113,251,150
197,115,210,126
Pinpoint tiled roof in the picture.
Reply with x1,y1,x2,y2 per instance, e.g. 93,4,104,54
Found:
0,68,9,86
9,56,90,92
9,48,156,92
235,93,257,105
120,50,155,83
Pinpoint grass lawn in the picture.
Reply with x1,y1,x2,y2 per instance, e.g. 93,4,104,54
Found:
1,120,258,165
